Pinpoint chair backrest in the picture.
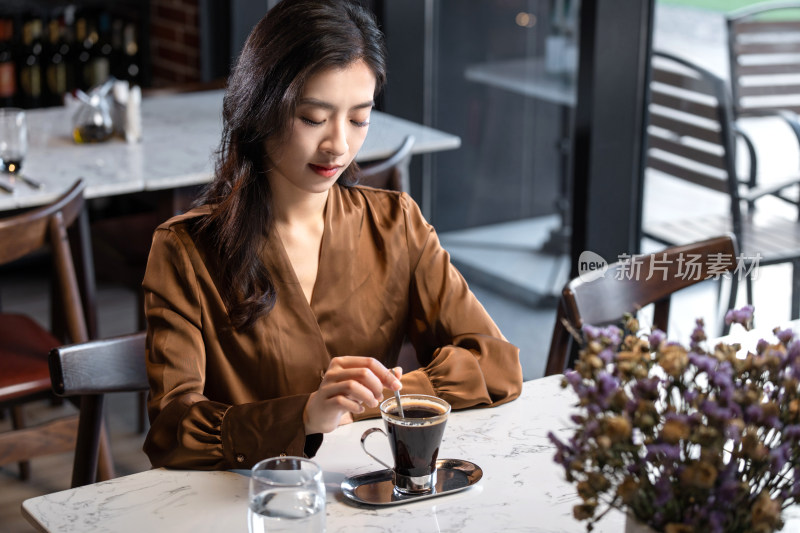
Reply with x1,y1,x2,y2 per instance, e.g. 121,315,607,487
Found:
0,180,95,343
646,50,747,239
356,135,415,193
49,331,148,488
545,235,739,376
727,2,800,117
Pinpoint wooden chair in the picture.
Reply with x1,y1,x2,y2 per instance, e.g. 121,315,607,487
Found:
49,332,148,488
726,2,800,212
726,3,800,135
356,135,415,193
545,235,739,376
0,180,106,480
643,50,800,318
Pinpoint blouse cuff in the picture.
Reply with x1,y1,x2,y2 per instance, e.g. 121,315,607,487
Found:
221,394,311,468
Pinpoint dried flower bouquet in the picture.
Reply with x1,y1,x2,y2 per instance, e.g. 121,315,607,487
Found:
549,306,800,532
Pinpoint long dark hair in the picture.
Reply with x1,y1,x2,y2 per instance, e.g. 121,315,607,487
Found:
193,0,387,330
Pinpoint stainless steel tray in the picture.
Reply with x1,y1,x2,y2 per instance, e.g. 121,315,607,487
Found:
341,458,482,506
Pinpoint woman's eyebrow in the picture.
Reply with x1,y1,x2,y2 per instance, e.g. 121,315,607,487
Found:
297,98,374,111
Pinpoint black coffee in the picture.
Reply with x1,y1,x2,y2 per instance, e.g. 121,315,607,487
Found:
386,404,447,477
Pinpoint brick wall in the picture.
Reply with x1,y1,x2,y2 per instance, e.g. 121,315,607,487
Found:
149,0,201,87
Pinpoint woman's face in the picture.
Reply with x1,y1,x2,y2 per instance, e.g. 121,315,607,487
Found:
265,59,377,195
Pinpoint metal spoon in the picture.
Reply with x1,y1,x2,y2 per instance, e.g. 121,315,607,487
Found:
393,390,405,418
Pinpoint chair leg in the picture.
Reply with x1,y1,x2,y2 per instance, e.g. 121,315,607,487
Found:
792,260,800,320
136,288,148,434
10,406,30,480
96,422,115,482
137,391,148,434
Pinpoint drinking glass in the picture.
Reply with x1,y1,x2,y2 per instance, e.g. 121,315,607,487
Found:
0,108,27,175
249,456,326,533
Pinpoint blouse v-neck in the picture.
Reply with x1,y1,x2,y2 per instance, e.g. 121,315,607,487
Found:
270,188,334,312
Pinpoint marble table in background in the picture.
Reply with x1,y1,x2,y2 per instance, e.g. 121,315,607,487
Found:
1,90,461,212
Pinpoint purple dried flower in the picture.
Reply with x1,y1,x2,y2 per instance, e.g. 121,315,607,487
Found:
718,468,741,502
777,328,795,344
633,376,661,400
565,370,581,386
597,372,618,396
646,442,681,462
702,399,736,421
603,325,623,348
683,388,698,403
724,305,754,329
708,511,725,533
689,352,717,374
756,338,769,354
598,348,615,364
582,324,623,348
653,476,673,507
745,404,763,423
794,468,800,498
584,419,599,436
787,341,800,368
690,319,707,350
784,425,800,441
770,442,792,472
582,324,601,340
649,328,666,348
725,421,743,444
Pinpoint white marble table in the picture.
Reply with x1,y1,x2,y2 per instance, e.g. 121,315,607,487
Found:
21,375,800,532
1,90,461,211
20,377,619,532
464,57,576,108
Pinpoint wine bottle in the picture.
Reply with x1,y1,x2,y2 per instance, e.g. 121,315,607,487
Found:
45,19,68,106
110,17,124,81
75,13,90,91
92,10,112,86
19,17,44,109
0,18,17,107
76,10,110,90
122,22,141,86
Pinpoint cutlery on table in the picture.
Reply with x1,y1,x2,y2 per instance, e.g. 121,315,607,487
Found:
17,174,43,189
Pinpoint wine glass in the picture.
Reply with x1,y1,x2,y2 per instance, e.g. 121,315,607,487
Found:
0,108,27,176
248,456,326,533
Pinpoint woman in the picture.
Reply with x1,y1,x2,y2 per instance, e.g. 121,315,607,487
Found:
143,0,522,470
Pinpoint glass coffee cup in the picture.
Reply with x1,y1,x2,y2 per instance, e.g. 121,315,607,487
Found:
360,394,450,495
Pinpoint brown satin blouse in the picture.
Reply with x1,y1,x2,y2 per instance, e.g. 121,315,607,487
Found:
142,184,522,470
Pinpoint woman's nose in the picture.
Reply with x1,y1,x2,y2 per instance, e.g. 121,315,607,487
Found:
321,121,348,156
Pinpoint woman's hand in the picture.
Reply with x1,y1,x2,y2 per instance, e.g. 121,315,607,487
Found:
303,357,402,434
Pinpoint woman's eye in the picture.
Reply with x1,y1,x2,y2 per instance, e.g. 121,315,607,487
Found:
351,119,370,128
300,117,323,126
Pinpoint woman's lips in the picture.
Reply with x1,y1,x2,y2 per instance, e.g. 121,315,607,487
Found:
309,163,340,178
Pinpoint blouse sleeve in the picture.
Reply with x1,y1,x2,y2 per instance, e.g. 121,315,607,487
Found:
357,194,522,420
142,227,319,470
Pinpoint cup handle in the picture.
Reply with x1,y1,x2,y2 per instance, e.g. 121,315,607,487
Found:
360,427,393,470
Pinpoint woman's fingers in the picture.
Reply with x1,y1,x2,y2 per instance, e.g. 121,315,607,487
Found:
306,359,406,435
327,356,403,393
319,378,380,408
323,367,387,402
